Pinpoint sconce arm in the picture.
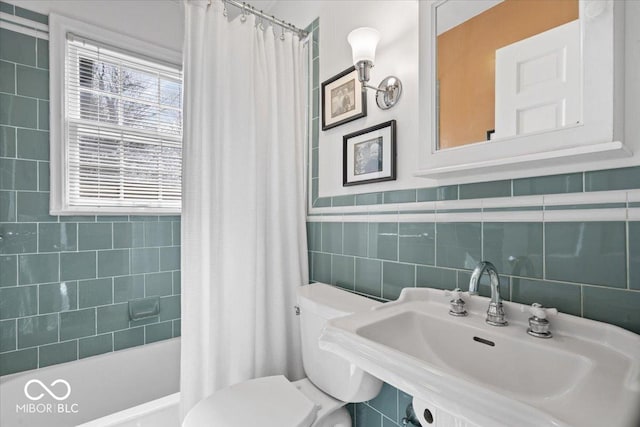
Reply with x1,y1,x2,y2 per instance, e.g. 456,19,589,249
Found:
362,84,386,93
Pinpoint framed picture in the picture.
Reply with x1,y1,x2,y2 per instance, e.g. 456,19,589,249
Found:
321,66,366,131
343,120,396,186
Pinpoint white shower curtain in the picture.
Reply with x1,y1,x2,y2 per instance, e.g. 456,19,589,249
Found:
180,0,309,419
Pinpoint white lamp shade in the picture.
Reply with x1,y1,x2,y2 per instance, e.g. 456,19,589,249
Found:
347,27,380,65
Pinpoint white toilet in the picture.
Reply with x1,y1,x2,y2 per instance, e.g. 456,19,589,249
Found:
183,283,383,426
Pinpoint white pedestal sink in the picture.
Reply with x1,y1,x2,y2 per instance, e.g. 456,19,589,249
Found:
319,288,640,427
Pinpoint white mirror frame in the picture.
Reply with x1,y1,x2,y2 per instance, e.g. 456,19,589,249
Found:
417,0,630,183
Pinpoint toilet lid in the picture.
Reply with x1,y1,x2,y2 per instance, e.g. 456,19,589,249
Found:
183,375,318,427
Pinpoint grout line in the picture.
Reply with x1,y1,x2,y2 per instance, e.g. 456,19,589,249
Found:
75,222,79,251
509,277,513,301
34,30,39,71
379,259,384,298
0,88,45,102
396,223,400,262
0,188,44,193
352,252,357,292
329,252,333,285
396,387,400,425
15,254,20,286
434,222,438,267
36,160,41,191
542,222,546,280
626,193,631,290
480,221,484,260
35,84,39,125
366,220,370,258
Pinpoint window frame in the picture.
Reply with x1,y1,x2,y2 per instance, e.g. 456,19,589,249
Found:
49,13,183,215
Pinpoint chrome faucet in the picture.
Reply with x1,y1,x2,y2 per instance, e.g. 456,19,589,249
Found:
468,261,508,326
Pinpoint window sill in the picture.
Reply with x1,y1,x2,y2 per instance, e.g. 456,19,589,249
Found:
50,206,181,216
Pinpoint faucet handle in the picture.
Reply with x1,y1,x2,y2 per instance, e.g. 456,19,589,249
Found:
444,288,463,300
526,303,557,338
528,303,558,319
445,288,468,317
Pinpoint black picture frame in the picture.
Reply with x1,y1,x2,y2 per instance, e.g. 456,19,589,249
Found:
343,120,397,186
321,66,367,131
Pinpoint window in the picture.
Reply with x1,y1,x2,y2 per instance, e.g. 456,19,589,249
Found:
50,14,183,214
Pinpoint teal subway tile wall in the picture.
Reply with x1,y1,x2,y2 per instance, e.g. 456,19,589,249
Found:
309,216,637,330
306,19,640,427
0,5,181,377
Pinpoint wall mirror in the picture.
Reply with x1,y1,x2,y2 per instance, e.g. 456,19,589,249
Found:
417,0,628,180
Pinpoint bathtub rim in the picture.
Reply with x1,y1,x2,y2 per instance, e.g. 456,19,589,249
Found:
76,391,180,427
0,337,181,384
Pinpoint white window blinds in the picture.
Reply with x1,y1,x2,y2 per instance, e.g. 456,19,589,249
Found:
64,34,182,211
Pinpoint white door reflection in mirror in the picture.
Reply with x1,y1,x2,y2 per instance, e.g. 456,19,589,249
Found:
494,20,581,140
436,0,579,150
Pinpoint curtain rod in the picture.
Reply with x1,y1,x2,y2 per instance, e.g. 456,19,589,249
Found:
220,0,309,38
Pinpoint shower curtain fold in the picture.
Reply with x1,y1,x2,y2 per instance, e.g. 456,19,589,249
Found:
180,0,308,420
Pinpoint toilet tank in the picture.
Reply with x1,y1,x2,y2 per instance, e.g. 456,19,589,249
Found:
297,283,383,402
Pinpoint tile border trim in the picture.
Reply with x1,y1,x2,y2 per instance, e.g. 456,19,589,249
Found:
0,11,49,39
307,190,636,222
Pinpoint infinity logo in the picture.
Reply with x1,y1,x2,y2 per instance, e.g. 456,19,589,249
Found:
24,379,71,401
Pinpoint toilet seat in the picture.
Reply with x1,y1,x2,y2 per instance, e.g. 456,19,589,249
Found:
183,375,318,427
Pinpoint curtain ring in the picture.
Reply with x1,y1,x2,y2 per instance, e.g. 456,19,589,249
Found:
223,3,228,17
259,11,265,30
280,26,285,41
240,2,247,23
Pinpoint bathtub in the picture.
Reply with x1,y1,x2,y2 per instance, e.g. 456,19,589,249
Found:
0,338,180,427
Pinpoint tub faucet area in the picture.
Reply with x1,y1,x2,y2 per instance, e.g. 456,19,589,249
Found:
468,261,508,326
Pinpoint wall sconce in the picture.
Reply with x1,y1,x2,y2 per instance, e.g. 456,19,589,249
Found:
347,27,402,110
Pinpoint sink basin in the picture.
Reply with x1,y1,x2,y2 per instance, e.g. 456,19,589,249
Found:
357,310,592,401
320,288,640,427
